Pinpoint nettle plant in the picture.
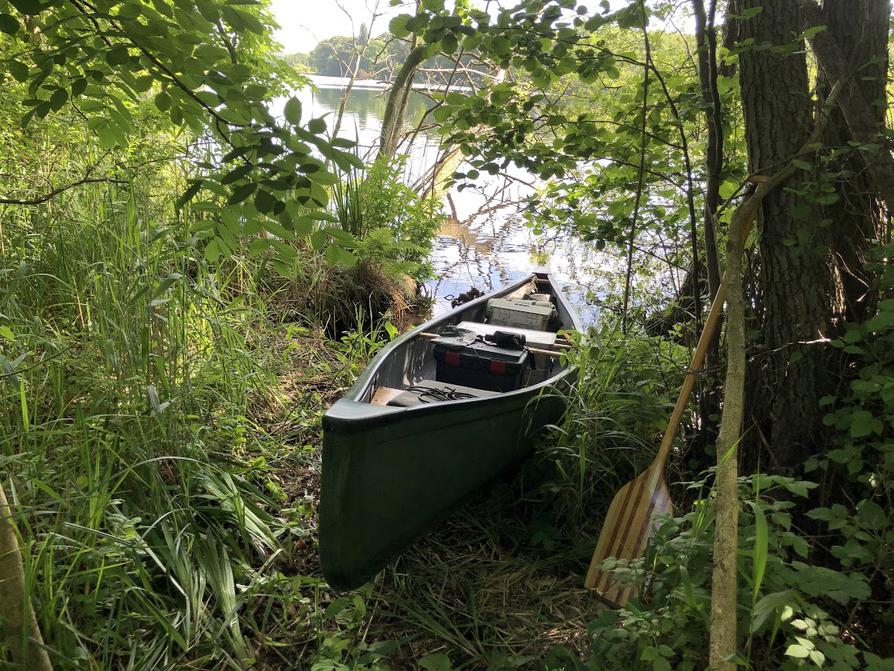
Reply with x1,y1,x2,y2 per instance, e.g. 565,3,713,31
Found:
560,473,891,671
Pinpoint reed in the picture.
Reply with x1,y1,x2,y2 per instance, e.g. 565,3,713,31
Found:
0,174,379,668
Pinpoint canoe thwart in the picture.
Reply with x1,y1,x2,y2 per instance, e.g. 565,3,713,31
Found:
417,332,565,358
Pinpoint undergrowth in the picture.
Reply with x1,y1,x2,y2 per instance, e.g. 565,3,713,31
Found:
2,120,892,671
0,177,402,669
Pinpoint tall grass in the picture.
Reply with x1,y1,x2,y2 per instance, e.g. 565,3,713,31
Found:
0,174,376,669
533,327,687,526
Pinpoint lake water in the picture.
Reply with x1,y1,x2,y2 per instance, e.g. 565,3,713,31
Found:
293,76,602,326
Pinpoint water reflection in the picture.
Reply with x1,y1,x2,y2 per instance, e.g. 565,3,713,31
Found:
293,76,601,326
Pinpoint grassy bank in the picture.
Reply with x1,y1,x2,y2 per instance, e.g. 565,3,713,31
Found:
0,177,400,668
0,165,689,669
6,179,891,671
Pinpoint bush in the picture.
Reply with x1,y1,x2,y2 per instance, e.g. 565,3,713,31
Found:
332,155,442,283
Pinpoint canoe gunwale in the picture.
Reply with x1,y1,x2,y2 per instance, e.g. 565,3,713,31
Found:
323,368,576,434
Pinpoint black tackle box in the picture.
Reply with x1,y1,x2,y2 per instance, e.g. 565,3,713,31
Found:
433,335,529,392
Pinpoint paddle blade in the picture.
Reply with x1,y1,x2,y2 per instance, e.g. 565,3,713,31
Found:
584,467,672,607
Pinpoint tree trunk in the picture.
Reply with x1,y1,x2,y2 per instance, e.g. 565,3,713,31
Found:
379,44,426,160
693,0,722,302
692,0,724,456
709,185,747,671
732,0,835,468
815,0,890,323
797,0,894,217
0,484,53,671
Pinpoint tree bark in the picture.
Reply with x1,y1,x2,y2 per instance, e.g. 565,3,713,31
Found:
379,44,426,160
709,182,747,671
692,0,724,454
0,485,53,671
621,0,651,334
693,0,723,302
797,0,894,216
732,0,835,468
805,0,891,322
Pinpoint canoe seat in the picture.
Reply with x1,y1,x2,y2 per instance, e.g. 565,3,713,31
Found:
386,381,498,407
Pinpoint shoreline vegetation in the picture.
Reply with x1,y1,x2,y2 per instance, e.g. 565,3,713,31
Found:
1,1,893,670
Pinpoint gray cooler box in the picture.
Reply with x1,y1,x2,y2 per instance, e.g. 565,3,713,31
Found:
485,298,557,331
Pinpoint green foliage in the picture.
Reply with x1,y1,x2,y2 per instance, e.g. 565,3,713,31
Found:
0,149,395,667
0,0,364,265
538,326,685,525
329,156,442,281
557,474,888,671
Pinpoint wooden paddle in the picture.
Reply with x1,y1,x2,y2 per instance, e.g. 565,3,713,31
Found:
584,210,757,607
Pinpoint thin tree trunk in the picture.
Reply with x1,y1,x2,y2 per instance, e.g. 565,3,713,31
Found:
0,484,52,671
331,0,382,139
693,0,722,301
379,43,426,160
692,0,725,450
648,55,703,334
621,0,651,334
705,86,844,659
708,185,746,671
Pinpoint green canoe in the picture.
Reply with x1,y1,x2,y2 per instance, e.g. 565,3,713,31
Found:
320,272,583,589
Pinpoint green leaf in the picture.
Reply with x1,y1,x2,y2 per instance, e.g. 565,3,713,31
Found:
71,77,88,97
389,14,411,38
308,117,327,134
284,96,302,125
221,164,253,185
856,499,887,530
719,179,740,200
785,644,810,659
176,180,203,209
419,653,452,671
802,25,827,40
204,238,221,263
10,0,41,15
750,500,769,603
228,182,257,205
154,90,171,111
105,44,131,66
0,13,21,34
751,590,796,633
0,326,14,341
49,87,68,111
8,60,29,82
849,409,881,437
808,650,826,666
254,189,278,214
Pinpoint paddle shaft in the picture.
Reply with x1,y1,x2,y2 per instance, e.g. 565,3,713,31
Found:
651,211,755,472
584,211,756,604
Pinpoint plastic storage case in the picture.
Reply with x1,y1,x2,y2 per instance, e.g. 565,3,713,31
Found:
485,298,556,330
433,335,529,392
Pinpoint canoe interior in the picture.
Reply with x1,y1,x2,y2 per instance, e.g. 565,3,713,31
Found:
355,274,578,404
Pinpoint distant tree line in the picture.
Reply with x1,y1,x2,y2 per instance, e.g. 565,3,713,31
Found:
286,31,482,85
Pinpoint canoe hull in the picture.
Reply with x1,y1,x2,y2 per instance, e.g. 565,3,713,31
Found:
320,378,571,589
319,272,583,589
